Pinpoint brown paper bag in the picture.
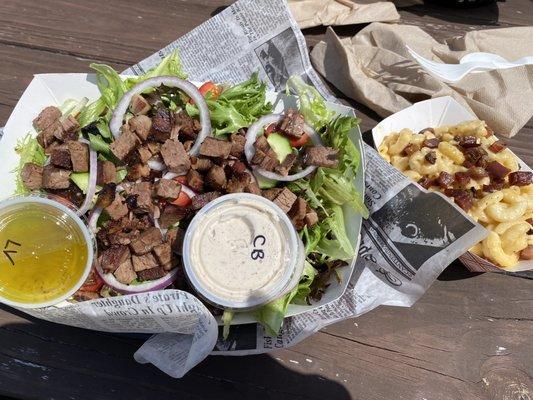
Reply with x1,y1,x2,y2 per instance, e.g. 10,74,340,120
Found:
310,24,533,137
288,0,400,29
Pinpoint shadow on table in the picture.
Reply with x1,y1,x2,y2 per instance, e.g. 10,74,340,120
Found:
0,306,351,400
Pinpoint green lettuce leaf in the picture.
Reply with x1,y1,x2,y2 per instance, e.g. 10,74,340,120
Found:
186,72,273,136
12,134,46,195
286,75,335,131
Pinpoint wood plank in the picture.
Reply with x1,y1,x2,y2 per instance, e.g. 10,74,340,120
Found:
0,271,530,400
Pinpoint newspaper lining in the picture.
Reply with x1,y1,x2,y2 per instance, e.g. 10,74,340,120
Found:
3,0,487,377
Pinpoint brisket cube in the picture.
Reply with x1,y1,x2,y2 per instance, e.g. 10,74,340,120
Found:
199,137,232,159
137,266,167,282
191,191,220,211
137,146,153,164
161,139,191,174
159,204,189,229
21,163,43,190
186,169,204,192
105,194,129,220
98,245,130,273
129,182,154,213
206,165,227,190
113,257,137,285
33,106,61,131
126,163,150,181
173,110,197,140
50,144,72,169
130,227,163,255
58,115,80,141
130,94,151,115
191,156,213,172
279,109,305,139
245,180,262,196
288,197,307,223
262,188,283,201
129,115,152,141
275,153,297,176
110,127,141,161
153,242,172,265
68,141,89,172
226,173,251,193
304,210,319,228
272,187,297,213
156,179,181,199
152,108,173,137
42,165,71,189
146,141,161,155
37,125,59,150
97,160,117,185
166,227,185,254
230,133,246,158
508,171,532,186
304,146,339,168
132,252,159,272
254,135,270,152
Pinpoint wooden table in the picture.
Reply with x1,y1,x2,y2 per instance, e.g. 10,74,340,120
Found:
0,1,531,399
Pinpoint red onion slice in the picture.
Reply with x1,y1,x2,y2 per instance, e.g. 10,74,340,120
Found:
88,206,103,232
110,76,211,156
77,138,98,216
244,113,323,182
96,263,178,294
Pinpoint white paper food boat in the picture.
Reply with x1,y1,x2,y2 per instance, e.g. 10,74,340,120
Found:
372,96,532,273
0,73,365,325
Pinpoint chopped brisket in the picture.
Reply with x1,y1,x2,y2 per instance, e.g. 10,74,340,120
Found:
130,94,151,115
230,133,246,158
98,245,130,273
132,253,158,272
226,173,251,193
151,108,173,141
137,266,167,281
127,163,150,181
205,165,227,190
262,188,283,201
146,141,161,156
508,171,532,186
422,138,439,149
33,106,61,131
186,169,204,192
159,204,189,229
173,110,197,140
156,179,181,199
437,171,454,188
417,177,435,189
245,180,262,196
275,153,297,176
254,135,270,152
199,137,232,159
50,144,72,169
272,187,297,213
129,115,152,141
113,257,137,285
68,141,89,172
279,109,305,139
191,191,220,211
58,115,80,141
21,163,43,190
488,141,506,153
105,194,129,220
227,160,247,175
42,165,71,189
444,189,474,211
161,139,191,174
191,156,213,172
462,147,487,166
468,167,489,180
37,125,58,150
129,182,153,213
96,160,117,185
130,227,163,255
486,161,510,180
304,210,319,228
402,143,419,156
454,171,471,186
49,184,84,208
424,151,437,165
166,227,185,254
458,136,480,148
110,127,141,161
153,242,172,265
73,291,100,301
288,197,307,229
483,180,506,193
95,183,117,209
304,146,339,168
137,146,152,164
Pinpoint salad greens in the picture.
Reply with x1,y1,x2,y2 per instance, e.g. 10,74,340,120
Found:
256,78,368,336
186,72,273,136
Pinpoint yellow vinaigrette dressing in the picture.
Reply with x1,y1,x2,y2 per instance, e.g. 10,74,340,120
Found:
0,198,91,307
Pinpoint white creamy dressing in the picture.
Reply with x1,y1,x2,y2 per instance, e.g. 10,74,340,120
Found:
188,199,291,304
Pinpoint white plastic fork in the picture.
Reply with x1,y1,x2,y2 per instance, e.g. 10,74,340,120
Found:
406,45,533,83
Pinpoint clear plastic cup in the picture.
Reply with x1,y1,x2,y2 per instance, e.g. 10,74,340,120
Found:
183,193,305,311
0,195,94,308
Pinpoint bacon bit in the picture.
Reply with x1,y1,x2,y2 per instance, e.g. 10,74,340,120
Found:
483,180,506,192
418,177,435,189
468,167,489,180
418,127,435,135
425,151,437,164
422,138,439,149
488,141,506,153
455,171,471,186
508,171,532,186
463,147,487,166
486,161,511,179
458,136,481,148
444,189,474,211
437,171,454,188
402,143,419,156
520,245,533,260
476,156,489,168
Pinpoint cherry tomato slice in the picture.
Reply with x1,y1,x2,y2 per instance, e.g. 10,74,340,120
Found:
173,175,188,185
289,133,309,148
80,270,104,292
171,191,192,207
264,123,277,137
189,81,222,104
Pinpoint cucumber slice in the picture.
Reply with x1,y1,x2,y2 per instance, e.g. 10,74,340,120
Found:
267,133,292,163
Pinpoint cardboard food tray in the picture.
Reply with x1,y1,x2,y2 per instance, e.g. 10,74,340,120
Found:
371,96,532,273
0,73,364,325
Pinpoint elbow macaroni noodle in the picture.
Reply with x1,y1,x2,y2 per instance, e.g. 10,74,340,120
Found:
379,120,532,269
